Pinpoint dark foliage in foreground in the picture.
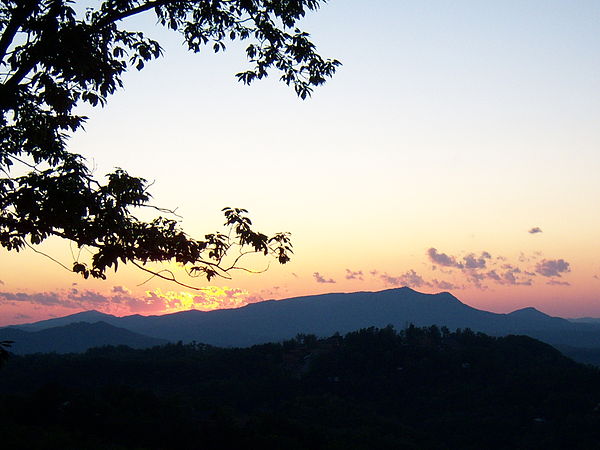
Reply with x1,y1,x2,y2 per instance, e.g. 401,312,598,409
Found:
1,325,600,449
1,0,337,283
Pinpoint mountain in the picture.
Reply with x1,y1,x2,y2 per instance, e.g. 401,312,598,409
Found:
569,317,600,324
507,306,552,320
0,321,167,354
6,287,600,352
112,288,600,348
8,310,115,331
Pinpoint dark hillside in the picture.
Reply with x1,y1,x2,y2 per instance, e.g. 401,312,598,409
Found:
1,326,600,449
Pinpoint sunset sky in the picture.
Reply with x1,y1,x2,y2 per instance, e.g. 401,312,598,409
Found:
1,0,599,325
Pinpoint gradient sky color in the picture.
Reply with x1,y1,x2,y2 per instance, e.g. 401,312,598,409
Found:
1,0,599,325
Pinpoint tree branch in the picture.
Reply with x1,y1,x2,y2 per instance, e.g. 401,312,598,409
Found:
131,260,228,290
227,263,270,275
0,1,36,62
93,0,178,29
23,241,72,273
2,57,35,93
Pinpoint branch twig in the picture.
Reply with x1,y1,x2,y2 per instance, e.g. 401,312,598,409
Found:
132,261,217,290
24,241,72,273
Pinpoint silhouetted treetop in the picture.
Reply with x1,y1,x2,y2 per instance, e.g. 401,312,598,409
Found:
0,0,338,283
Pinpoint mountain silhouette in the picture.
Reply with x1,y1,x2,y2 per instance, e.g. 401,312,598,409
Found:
569,317,600,324
9,310,115,331
5,288,600,354
0,321,167,354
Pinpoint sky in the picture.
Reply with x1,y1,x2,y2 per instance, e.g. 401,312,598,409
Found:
1,0,599,325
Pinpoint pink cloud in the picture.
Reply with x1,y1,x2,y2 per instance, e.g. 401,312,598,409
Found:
486,266,533,286
0,286,263,316
345,269,364,281
535,259,571,278
428,248,491,271
431,279,462,290
463,252,491,269
428,248,463,268
313,272,336,284
380,270,431,288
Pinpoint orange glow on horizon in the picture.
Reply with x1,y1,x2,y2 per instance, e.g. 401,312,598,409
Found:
147,287,256,313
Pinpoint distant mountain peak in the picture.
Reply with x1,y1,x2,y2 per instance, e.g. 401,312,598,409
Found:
72,310,111,318
0,320,167,354
375,287,457,299
386,286,417,293
7,309,117,331
508,307,550,318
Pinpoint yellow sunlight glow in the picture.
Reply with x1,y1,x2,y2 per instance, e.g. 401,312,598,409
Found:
146,286,255,313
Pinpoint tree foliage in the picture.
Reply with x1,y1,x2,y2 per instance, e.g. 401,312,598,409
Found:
0,0,339,283
2,327,599,448
0,340,11,367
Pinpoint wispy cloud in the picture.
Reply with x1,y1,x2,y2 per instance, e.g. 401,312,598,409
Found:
463,270,488,290
345,269,364,281
535,259,571,278
426,247,552,290
547,280,570,286
528,227,543,234
0,286,260,315
380,270,431,288
0,290,108,309
431,279,461,290
428,248,491,270
463,252,491,269
146,287,255,312
486,270,502,282
260,286,281,297
313,272,336,284
367,248,572,292
428,248,463,268
111,285,131,295
13,313,31,320
487,266,533,286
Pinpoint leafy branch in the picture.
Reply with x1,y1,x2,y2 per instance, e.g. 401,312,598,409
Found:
0,0,335,283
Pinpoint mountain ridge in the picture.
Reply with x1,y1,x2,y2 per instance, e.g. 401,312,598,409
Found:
4,287,600,354
9,309,115,331
0,321,167,354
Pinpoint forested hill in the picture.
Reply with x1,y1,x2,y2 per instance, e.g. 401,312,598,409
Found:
1,326,600,449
